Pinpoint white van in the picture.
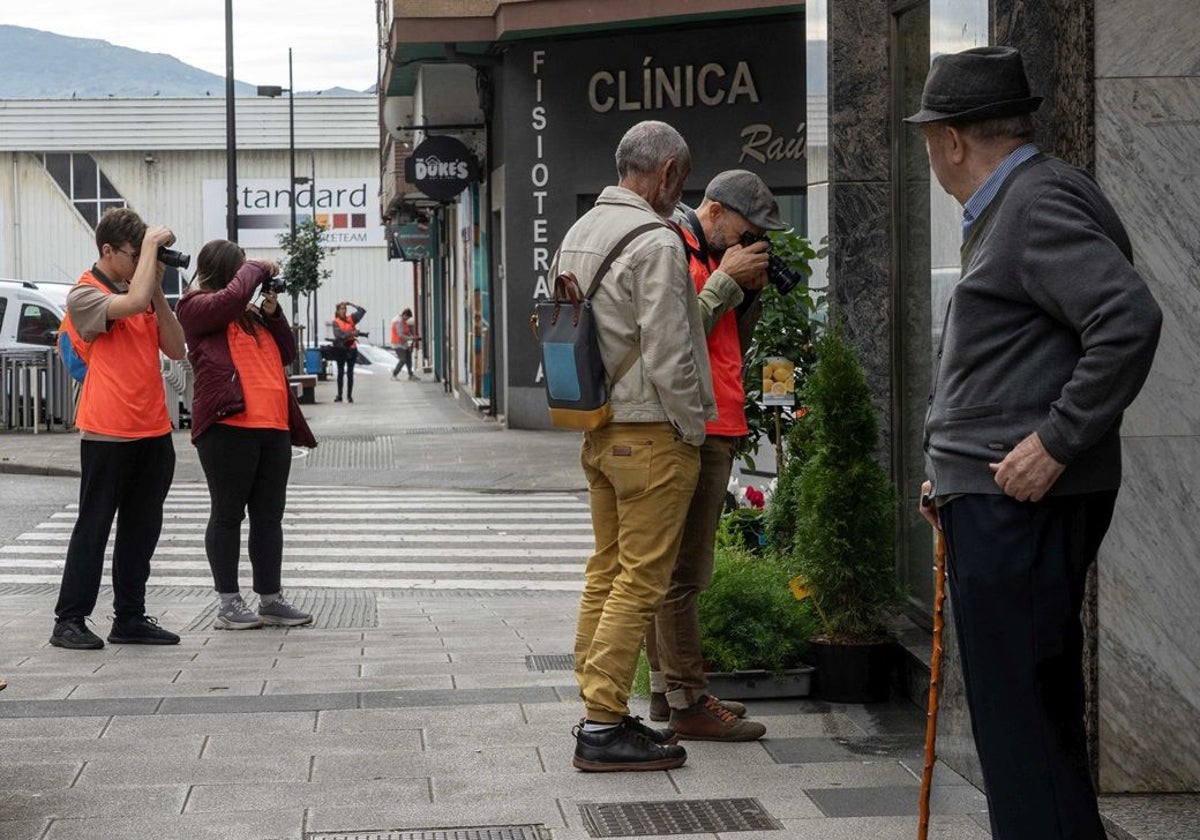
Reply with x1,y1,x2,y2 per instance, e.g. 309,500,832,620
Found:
0,279,70,351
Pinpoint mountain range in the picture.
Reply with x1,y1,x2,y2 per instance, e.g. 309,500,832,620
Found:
0,25,369,99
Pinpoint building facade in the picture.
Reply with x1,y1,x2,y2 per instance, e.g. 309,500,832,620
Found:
381,0,1199,797
0,97,413,347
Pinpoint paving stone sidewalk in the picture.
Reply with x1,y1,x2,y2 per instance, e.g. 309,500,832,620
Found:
0,584,992,840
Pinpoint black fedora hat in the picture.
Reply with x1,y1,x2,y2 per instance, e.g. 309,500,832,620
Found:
904,46,1042,124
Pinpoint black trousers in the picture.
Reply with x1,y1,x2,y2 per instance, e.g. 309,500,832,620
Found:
195,424,291,595
55,434,175,621
335,351,356,398
941,491,1116,840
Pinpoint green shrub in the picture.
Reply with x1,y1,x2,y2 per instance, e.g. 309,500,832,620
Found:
698,545,818,675
787,325,901,640
764,408,815,551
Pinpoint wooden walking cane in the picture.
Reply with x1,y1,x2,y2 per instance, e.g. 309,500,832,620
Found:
918,526,948,840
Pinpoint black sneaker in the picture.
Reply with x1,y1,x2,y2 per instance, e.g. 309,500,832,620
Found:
572,719,687,772
50,617,104,650
107,615,180,645
623,715,678,745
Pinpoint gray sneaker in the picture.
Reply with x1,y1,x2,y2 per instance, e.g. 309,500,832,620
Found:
257,594,313,627
214,596,263,630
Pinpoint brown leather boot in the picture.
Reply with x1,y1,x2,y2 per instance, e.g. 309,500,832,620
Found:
651,691,746,722
669,695,766,742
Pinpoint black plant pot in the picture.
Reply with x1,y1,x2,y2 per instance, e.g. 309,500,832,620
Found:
812,639,893,703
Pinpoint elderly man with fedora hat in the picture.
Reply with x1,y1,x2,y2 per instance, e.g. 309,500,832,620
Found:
911,47,1161,839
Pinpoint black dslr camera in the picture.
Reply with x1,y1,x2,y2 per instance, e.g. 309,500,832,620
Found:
261,275,287,295
740,232,806,295
157,247,191,270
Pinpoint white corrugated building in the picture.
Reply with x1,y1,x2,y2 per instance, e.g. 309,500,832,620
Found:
0,97,413,343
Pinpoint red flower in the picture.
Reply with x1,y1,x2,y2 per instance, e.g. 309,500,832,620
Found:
745,486,765,509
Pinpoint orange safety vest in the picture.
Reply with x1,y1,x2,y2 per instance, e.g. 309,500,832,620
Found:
334,315,357,349
220,321,289,431
73,271,171,438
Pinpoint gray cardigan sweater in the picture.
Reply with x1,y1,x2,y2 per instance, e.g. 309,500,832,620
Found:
925,154,1162,496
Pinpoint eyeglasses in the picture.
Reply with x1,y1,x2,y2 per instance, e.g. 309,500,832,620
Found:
739,230,768,248
116,248,140,262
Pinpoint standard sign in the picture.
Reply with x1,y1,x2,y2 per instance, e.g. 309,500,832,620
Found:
404,136,479,202
202,178,385,249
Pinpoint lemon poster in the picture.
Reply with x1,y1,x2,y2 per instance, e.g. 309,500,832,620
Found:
761,357,795,406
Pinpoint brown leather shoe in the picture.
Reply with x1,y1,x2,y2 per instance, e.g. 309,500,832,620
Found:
651,691,746,722
669,695,766,742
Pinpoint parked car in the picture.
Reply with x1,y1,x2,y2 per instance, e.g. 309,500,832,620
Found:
0,279,69,351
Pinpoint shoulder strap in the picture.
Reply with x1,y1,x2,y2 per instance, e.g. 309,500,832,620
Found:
584,221,668,299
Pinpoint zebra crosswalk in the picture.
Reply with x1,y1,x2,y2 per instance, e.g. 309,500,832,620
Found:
0,484,596,592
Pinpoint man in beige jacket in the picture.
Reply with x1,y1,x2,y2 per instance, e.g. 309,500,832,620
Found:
557,120,715,772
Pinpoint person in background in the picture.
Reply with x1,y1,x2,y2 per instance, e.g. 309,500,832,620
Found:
332,301,365,402
645,169,780,742
50,207,186,650
176,240,317,631
390,307,418,380
559,119,713,772
911,47,1161,839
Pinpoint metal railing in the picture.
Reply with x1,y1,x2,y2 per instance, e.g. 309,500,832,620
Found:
0,348,77,433
1,349,193,434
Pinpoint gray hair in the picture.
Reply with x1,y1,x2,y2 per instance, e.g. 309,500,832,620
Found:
950,113,1036,143
615,120,690,179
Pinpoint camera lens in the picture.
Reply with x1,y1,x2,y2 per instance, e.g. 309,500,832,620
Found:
766,254,804,295
157,247,191,270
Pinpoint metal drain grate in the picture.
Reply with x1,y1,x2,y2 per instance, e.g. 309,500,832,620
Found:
402,424,502,435
579,798,781,837
526,653,575,671
298,436,396,470
306,826,547,840
185,588,378,631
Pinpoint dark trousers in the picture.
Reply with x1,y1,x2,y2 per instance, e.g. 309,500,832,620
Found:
941,491,1116,840
55,434,175,621
645,434,737,707
392,346,413,376
195,424,291,595
335,351,356,398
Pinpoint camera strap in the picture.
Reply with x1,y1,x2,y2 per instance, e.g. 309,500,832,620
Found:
681,208,710,265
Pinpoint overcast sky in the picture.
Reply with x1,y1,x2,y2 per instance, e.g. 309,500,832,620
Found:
4,1,380,91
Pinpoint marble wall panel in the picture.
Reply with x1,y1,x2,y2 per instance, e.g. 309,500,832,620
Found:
995,0,1094,168
1096,77,1200,439
1096,0,1200,78
1098,436,1200,791
827,1,889,184
829,181,893,458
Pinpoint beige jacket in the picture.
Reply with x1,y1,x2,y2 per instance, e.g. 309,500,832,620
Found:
553,186,715,445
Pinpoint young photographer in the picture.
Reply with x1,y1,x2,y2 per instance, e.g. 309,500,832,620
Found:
331,301,366,402
176,240,316,630
50,207,186,650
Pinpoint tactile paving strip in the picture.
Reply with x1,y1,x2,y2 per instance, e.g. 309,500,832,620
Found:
306,826,547,840
578,798,781,837
185,588,377,631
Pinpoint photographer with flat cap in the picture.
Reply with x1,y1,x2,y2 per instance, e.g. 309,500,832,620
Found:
643,169,781,743
911,46,1161,839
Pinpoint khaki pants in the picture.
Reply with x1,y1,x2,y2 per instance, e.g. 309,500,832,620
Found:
645,435,737,709
575,422,700,723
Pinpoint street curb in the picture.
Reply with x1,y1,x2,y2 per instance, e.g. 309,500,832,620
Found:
0,463,79,478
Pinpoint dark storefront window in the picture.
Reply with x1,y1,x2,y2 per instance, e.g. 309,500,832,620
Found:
40,152,128,231
891,0,935,617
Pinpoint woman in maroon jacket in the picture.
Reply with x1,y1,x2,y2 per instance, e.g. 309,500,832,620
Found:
176,240,316,631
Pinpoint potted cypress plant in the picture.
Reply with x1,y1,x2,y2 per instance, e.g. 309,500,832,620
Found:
781,323,902,702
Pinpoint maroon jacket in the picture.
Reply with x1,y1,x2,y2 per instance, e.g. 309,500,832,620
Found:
176,262,316,448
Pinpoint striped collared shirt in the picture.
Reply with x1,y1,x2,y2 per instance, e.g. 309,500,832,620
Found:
962,143,1040,239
